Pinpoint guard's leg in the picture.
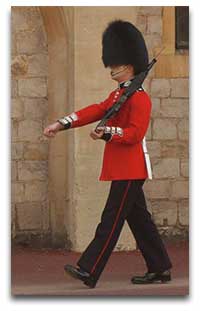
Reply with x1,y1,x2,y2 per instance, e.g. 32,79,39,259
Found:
126,183,172,273
77,180,142,283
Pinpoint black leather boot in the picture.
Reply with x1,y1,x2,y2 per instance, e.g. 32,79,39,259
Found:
131,270,171,284
64,264,97,288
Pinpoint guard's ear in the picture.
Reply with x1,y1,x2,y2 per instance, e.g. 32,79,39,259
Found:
127,64,135,75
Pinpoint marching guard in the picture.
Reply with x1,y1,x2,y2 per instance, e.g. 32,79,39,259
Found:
44,20,172,288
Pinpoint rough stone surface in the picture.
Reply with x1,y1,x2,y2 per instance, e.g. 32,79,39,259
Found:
11,98,24,119
24,181,47,202
11,161,17,181
138,6,162,16
16,29,47,54
151,98,161,117
153,158,180,179
151,79,171,98
11,79,18,98
179,200,189,226
151,201,178,226
177,119,189,141
147,15,162,34
147,141,161,158
11,182,25,203
11,144,23,162
18,161,48,181
180,159,189,177
144,180,171,199
18,78,47,97
161,141,188,158
23,98,48,120
171,181,189,199
18,120,43,142
153,119,177,140
171,79,189,98
27,53,48,77
24,142,48,160
11,55,29,77
160,98,189,118
16,202,43,230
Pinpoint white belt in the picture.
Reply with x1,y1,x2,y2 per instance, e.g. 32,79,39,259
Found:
142,137,152,180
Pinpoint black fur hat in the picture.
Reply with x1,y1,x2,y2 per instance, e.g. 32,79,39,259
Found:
102,20,149,74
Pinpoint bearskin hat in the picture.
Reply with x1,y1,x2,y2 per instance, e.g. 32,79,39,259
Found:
102,20,149,74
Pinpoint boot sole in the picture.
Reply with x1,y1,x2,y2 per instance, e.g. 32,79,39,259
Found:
131,276,171,285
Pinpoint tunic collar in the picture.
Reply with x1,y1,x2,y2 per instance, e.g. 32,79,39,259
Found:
118,77,135,89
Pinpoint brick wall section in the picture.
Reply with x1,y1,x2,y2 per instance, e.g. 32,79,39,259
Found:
136,7,189,239
11,7,49,243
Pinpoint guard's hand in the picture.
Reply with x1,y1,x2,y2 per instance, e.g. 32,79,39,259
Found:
90,127,105,140
43,122,64,138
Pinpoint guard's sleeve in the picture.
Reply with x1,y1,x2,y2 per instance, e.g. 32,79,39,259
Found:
107,92,151,145
60,91,114,129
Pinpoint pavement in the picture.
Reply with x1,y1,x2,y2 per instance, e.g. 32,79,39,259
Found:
11,240,189,297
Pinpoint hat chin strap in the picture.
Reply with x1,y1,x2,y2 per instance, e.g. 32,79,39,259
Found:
111,66,128,77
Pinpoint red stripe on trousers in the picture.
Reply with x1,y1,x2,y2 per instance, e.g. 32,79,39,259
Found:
90,180,131,274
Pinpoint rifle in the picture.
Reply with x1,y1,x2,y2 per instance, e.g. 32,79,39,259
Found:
95,48,164,133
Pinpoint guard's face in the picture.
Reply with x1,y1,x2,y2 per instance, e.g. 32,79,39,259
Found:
110,65,128,79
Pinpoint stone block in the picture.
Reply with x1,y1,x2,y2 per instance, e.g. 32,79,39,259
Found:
147,15,162,34
11,98,24,119
16,202,43,230
11,142,24,160
151,79,171,98
18,120,43,142
144,34,162,51
11,182,25,203
138,6,162,16
11,161,17,181
11,55,28,77
177,119,189,141
11,203,16,238
178,200,189,226
146,141,161,157
153,119,177,140
151,201,178,226
11,7,43,32
18,161,47,181
16,29,47,54
136,15,147,33
24,142,48,160
161,141,188,158
11,79,18,98
151,98,161,117
42,202,50,231
171,78,189,98
27,53,48,77
153,158,180,178
171,181,189,199
23,98,48,119
160,98,189,118
11,120,18,142
18,78,47,97
181,159,189,177
24,181,47,202
144,180,171,199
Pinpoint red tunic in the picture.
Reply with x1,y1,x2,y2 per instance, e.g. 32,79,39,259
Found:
69,87,152,181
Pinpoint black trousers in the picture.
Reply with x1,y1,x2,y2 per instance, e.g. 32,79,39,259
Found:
77,179,172,283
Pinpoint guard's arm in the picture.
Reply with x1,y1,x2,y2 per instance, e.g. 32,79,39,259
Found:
57,92,114,130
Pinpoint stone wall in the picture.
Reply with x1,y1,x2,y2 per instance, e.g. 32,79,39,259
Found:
11,7,50,244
